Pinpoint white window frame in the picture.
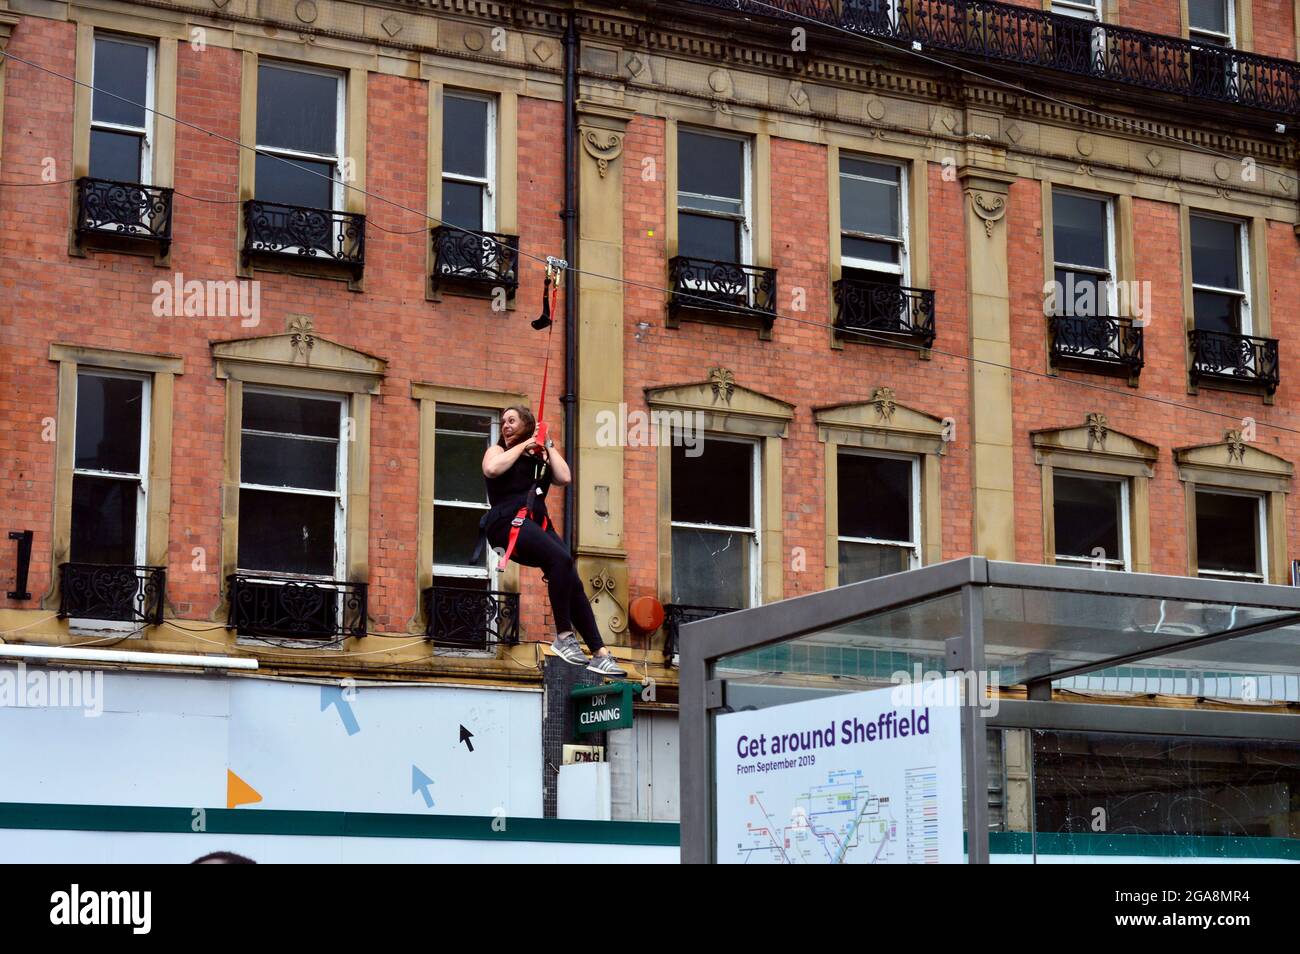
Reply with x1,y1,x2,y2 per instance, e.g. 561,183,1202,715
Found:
1052,187,1117,319
1195,487,1267,583
839,155,909,285
237,385,348,585
836,448,921,581
1052,0,1102,19
1190,212,1252,335
677,128,752,266
1189,0,1236,47
255,61,346,213
432,406,501,588
90,33,156,186
670,434,761,608
1052,471,1131,571
442,90,497,233
72,369,152,567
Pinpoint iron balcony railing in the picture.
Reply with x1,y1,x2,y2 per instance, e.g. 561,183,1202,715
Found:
75,177,174,252
1048,314,1144,376
430,227,520,299
667,256,778,326
242,200,365,275
691,0,1300,115
1189,329,1280,393
422,585,521,649
663,602,739,667
58,563,165,626
833,278,936,347
226,574,368,641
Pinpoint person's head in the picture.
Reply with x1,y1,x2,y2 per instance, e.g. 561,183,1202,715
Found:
191,850,256,864
499,405,536,449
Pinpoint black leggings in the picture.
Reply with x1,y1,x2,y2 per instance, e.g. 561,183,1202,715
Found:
488,517,605,653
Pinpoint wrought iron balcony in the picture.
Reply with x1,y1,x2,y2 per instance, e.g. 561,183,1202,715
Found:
58,563,165,627
691,0,1300,115
1189,329,1280,393
663,602,739,667
226,574,368,641
242,200,365,275
430,227,520,299
75,177,173,252
668,256,777,327
1048,314,1144,376
833,278,936,348
422,585,520,649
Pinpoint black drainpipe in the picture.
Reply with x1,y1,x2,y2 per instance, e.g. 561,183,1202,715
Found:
562,9,579,551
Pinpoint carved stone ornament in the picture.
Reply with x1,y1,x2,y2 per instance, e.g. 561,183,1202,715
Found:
870,386,897,423
588,567,628,637
1086,412,1108,449
288,315,315,356
709,367,735,404
581,128,624,179
1225,429,1247,463
967,190,1007,237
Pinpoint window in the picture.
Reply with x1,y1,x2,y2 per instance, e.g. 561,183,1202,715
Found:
1052,0,1101,17
89,35,155,184
1191,214,1250,334
1052,189,1115,317
442,93,495,232
237,389,347,579
1195,488,1266,582
837,450,920,584
71,371,150,565
433,407,499,590
1053,473,1129,569
255,62,344,210
840,156,907,286
1189,0,1235,46
670,436,758,607
677,130,749,263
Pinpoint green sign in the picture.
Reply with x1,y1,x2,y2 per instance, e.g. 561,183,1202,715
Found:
571,681,641,735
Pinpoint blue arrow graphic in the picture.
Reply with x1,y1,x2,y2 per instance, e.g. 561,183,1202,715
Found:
320,685,360,736
411,765,435,808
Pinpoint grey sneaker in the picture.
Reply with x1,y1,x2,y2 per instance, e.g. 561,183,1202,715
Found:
587,653,627,677
551,634,588,665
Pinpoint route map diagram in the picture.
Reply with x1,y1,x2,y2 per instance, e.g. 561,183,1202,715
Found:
731,766,941,864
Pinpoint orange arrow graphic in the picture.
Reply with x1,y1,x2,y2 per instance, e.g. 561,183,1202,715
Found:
227,770,262,809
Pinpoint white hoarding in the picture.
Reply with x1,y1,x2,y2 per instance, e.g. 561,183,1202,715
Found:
715,678,963,863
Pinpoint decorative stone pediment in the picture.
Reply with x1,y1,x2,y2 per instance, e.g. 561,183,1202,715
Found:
814,395,950,455
1031,416,1158,476
645,376,793,438
1174,433,1293,492
212,330,387,394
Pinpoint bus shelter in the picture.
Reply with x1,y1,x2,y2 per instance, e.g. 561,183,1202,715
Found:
680,558,1300,864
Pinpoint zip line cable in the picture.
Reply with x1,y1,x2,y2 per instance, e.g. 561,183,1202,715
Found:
2,43,1299,443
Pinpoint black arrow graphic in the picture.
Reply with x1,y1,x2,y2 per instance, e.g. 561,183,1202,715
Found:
459,724,474,752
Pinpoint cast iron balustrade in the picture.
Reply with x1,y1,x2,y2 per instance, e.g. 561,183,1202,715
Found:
430,227,520,299
663,603,739,667
75,177,174,253
58,563,165,626
422,585,520,649
226,574,368,641
1048,314,1144,376
833,278,936,348
242,200,365,276
1189,329,1280,393
667,256,778,327
688,0,1300,115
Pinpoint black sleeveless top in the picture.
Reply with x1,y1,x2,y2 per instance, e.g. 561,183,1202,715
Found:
485,448,551,515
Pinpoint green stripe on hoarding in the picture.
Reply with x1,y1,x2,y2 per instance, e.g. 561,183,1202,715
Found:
0,802,679,846
988,831,1300,860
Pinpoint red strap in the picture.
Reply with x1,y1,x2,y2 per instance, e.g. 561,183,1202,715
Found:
536,280,559,434
497,506,531,570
